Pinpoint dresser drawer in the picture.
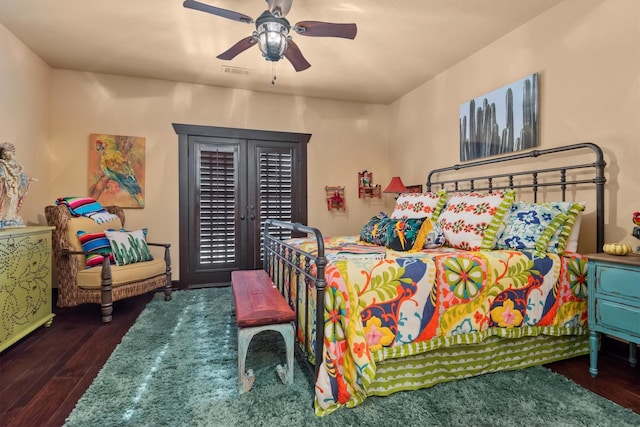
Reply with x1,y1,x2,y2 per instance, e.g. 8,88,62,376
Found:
594,265,640,301
595,299,640,337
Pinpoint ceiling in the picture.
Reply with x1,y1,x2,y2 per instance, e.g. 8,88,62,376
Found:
0,0,563,104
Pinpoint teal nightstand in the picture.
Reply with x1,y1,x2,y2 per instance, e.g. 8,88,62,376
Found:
586,253,640,377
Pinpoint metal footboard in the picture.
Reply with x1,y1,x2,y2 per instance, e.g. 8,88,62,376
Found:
263,219,327,379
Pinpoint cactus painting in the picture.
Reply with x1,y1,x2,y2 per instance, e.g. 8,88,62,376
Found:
459,73,538,161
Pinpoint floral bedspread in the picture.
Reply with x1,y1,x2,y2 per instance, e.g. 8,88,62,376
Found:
286,236,589,416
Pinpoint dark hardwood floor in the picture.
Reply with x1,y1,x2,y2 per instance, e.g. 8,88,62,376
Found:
1,290,639,427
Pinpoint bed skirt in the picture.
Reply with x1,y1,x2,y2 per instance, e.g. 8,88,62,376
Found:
368,334,589,396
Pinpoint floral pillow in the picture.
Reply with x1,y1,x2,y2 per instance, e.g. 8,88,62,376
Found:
77,230,115,268
495,202,568,252
421,220,446,249
436,190,515,251
391,190,448,220
105,229,154,266
544,202,585,253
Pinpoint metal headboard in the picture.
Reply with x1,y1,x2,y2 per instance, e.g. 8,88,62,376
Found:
426,142,606,251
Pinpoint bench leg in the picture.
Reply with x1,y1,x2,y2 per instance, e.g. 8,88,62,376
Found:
237,322,295,394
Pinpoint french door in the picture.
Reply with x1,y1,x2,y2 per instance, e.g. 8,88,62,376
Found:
174,124,309,287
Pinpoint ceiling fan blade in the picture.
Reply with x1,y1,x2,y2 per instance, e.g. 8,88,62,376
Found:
284,40,311,72
183,0,254,24
293,21,357,39
217,36,258,60
265,0,292,17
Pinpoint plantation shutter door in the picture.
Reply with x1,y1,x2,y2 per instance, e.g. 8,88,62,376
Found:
246,143,298,266
174,124,309,288
196,143,239,270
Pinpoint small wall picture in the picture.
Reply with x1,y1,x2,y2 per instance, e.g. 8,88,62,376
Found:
459,73,538,161
88,134,146,208
406,184,423,193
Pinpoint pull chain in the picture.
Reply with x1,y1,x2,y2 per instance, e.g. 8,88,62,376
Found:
271,62,277,85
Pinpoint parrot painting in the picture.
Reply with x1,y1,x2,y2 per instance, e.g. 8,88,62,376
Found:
94,136,144,206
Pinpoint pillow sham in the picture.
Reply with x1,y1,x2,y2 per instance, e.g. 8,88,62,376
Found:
437,190,515,251
545,202,585,253
105,229,154,266
563,211,583,253
391,190,447,220
495,201,568,252
77,230,115,268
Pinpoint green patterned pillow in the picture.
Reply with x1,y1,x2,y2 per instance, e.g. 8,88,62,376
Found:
437,190,515,251
544,202,585,253
495,201,569,252
105,229,154,266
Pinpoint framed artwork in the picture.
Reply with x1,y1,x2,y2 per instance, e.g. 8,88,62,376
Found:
406,184,423,193
459,73,538,161
88,133,146,208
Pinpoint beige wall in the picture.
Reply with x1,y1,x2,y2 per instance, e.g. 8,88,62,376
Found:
47,71,390,278
388,0,640,251
2,0,640,279
0,24,51,226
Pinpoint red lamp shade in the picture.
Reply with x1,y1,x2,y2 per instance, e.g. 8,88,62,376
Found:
383,176,408,193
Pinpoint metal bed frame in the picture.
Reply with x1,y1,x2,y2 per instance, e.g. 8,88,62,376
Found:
263,142,606,381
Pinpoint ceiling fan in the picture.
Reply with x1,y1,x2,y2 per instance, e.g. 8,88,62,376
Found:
183,0,357,72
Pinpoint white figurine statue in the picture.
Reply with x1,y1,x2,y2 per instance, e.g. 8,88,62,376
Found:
0,143,32,228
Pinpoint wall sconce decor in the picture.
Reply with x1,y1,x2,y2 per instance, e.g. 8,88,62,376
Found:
383,176,409,198
358,170,381,199
325,186,346,211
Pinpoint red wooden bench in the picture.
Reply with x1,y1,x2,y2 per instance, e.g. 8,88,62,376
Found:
231,269,295,394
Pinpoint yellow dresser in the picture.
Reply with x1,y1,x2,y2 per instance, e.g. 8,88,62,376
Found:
0,226,55,352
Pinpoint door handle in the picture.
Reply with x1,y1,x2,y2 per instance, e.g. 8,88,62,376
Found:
248,205,255,220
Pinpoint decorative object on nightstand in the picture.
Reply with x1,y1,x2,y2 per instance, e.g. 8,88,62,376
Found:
602,242,633,256
0,226,55,352
383,176,409,199
325,186,345,211
586,252,640,377
358,171,381,199
632,211,640,251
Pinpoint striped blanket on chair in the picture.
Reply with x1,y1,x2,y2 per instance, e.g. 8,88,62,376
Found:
55,197,119,224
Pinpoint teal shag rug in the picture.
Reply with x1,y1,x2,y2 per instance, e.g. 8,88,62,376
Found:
65,288,640,427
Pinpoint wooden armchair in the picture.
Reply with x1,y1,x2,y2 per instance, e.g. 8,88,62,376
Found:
45,204,172,323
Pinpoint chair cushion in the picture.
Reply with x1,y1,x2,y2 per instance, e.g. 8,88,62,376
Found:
76,258,166,289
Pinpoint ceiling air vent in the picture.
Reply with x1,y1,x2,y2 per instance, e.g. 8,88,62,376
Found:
222,65,251,76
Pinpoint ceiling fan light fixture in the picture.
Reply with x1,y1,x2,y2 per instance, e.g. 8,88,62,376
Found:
255,12,290,62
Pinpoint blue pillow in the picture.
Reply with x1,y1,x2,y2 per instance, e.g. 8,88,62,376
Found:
495,202,567,252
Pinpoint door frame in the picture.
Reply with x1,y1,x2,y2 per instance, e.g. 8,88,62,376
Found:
173,123,310,289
